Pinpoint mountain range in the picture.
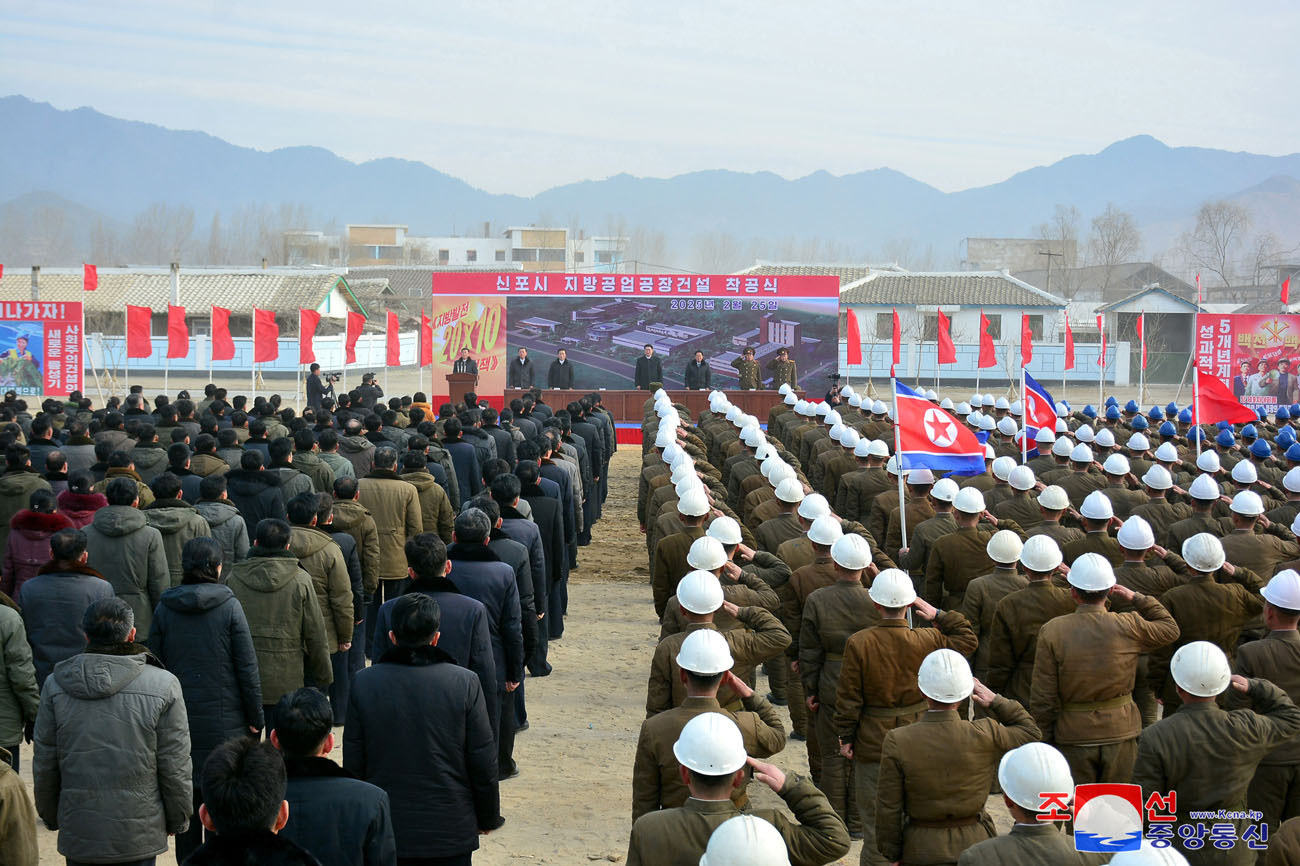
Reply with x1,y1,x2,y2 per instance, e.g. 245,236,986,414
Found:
1,94,1297,267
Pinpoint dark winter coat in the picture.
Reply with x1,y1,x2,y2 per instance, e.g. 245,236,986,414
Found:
2,509,72,600
327,527,366,625
444,439,482,500
547,358,574,389
488,530,537,660
499,508,547,623
20,560,115,689
55,489,106,528
83,504,169,637
281,756,396,866
635,354,664,390
149,583,264,783
129,441,170,483
445,543,524,686
143,499,212,588
224,468,287,537
185,829,322,866
519,484,566,608
195,498,251,567
0,470,51,556
482,424,516,468
337,436,375,478
0,605,37,748
344,644,500,859
292,449,336,494
507,356,535,389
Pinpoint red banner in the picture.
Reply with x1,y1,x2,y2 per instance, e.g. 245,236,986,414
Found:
386,311,401,367
0,300,82,397
1020,313,1034,367
432,272,839,297
431,296,506,400
211,306,235,361
126,305,152,359
1196,313,1300,412
166,305,188,359
420,313,433,367
978,310,997,369
1136,312,1147,370
1064,314,1075,371
1097,315,1106,368
845,309,862,366
253,308,279,363
890,308,900,377
345,311,364,364
937,310,955,365
300,309,321,365
83,264,97,292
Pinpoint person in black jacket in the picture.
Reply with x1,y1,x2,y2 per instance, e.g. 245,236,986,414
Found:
149,536,264,863
547,349,574,389
355,374,384,412
305,365,333,414
188,737,322,866
225,451,288,537
271,688,396,866
344,593,502,863
633,343,663,390
506,467,566,645
317,494,365,727
479,407,516,469
683,350,712,390
506,348,535,389
19,529,114,690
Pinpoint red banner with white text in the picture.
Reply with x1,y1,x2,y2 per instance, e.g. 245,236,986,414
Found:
0,300,83,397
430,296,507,403
1196,313,1300,413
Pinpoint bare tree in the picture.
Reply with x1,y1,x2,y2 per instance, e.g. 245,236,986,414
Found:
1036,204,1081,264
689,231,746,273
1087,203,1142,293
206,211,224,265
125,203,195,264
89,218,118,265
1180,200,1252,291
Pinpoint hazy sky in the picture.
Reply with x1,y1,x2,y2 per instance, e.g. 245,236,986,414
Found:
3,0,1297,196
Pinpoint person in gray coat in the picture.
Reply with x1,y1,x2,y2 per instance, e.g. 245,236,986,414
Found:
83,477,169,639
33,597,193,865
195,474,251,568
0,601,37,772
20,529,115,690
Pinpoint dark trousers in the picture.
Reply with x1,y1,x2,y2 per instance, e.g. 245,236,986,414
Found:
398,855,472,866
515,679,527,727
547,576,567,639
498,687,516,778
328,649,350,725
262,704,278,741
173,788,208,863
367,579,409,655
69,859,155,866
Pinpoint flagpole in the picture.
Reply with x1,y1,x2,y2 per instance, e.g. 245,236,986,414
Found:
123,316,130,396
1021,365,1028,465
1139,312,1146,406
891,377,907,551
1194,367,1201,460
208,310,214,389
1098,317,1105,410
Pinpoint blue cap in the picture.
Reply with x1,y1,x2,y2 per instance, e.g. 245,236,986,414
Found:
1216,430,1236,447
1083,405,1097,418
1159,421,1177,437
1242,424,1258,440
1259,408,1271,421
1251,439,1272,459
1280,407,1292,421
1105,406,1121,420
1216,420,1232,431
1148,407,1163,420
1281,428,1298,449
1287,443,1300,462
1166,402,1179,415
1124,399,1139,413
1291,403,1299,416
1178,409,1193,423
1132,416,1149,431
1105,397,1119,408
1188,427,1206,442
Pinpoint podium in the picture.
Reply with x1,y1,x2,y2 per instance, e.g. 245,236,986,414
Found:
446,373,478,406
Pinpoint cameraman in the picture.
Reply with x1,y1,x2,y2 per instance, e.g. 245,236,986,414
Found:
306,363,335,413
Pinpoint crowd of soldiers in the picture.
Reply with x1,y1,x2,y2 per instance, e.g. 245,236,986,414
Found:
633,382,1300,865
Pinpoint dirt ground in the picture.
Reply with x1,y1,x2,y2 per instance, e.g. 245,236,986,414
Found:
26,439,1020,865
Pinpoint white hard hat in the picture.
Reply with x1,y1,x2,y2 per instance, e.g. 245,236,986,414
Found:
987,529,1023,564
954,487,986,514
1019,535,1063,572
674,479,703,501
926,388,938,401
1094,429,1117,448
853,438,873,458
670,463,695,485
676,570,724,614
807,514,843,546
1188,474,1220,501
687,536,729,571
998,742,1074,813
1230,490,1265,516
868,568,917,607
677,488,711,517
940,397,954,410
797,493,831,520
1075,424,1095,443
1127,433,1150,451
1182,533,1226,572
828,423,845,442
1067,552,1117,591
970,392,982,405
931,478,960,503
968,410,983,427
662,443,683,465
840,385,855,398
774,478,805,504
1231,461,1258,485
778,383,792,396
766,462,794,485
1037,485,1069,511
706,516,743,546
956,401,971,415
725,405,742,422
673,713,747,775
848,394,863,407
1286,467,1300,493
992,456,1017,481
814,402,830,417
826,413,842,429
1035,427,1055,445
1141,465,1172,490
984,443,995,459
907,467,935,485
1009,400,1023,416
917,648,974,703
783,392,798,406
868,440,889,458
885,455,902,476
1055,417,1069,433
654,388,667,400
698,815,791,866
1293,513,1300,537
1051,438,1074,458
1070,443,1094,464
1080,490,1114,520
839,428,860,448
1263,569,1300,610
1055,401,1069,416
754,443,775,462
1117,515,1156,550
1108,845,1191,866
831,533,872,570
1171,641,1232,698
655,426,676,449
740,425,764,447
982,393,996,407
1103,454,1130,476
676,629,734,675
1008,465,1036,491
872,400,887,415
794,400,811,416
1196,451,1220,473
1155,442,1180,462
997,417,1019,437
978,415,996,432
995,397,1010,410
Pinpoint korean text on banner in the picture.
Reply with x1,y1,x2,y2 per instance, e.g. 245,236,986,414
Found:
0,300,82,397
429,296,507,399
1196,313,1300,413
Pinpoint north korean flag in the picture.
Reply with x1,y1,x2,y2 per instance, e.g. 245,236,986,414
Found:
894,381,985,474
1023,371,1057,439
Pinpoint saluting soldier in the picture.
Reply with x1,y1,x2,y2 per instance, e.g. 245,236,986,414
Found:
730,346,761,390
962,531,1027,681
1026,485,1084,548
924,487,1025,611
766,347,798,391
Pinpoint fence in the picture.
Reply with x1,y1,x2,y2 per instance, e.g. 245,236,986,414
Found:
88,332,423,375
837,340,1131,387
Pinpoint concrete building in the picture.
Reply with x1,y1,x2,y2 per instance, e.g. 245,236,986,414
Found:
301,226,629,271
962,238,1078,273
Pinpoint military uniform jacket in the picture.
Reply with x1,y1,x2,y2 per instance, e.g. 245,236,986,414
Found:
1032,595,1180,745
799,580,879,704
1133,680,1300,866
884,496,936,562
646,610,791,716
1131,497,1193,529
756,512,803,554
822,452,860,505
1027,521,1084,548
631,694,786,820
1166,511,1231,551
1112,557,1188,601
1057,471,1109,510
1101,484,1148,520
1149,569,1264,704
986,580,1078,707
650,526,706,618
833,612,978,761
865,488,902,550
876,698,1040,865
925,523,1024,610
783,557,837,658
993,493,1042,529
1062,532,1124,568
1221,529,1300,579
765,358,798,390
1267,817,1300,866
957,823,1106,866
729,357,760,390
961,567,1028,678
898,512,956,577
835,467,891,522
1230,631,1300,765
625,776,850,866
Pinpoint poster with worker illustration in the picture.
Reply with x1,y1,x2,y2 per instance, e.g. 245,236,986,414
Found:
0,300,83,397
1196,313,1300,414
427,294,508,403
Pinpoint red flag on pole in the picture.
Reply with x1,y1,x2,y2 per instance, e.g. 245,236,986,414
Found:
166,305,188,359
126,305,152,358
253,309,279,363
386,311,401,367
978,310,997,368
345,312,364,364
1097,315,1106,368
1020,314,1034,366
936,311,956,364
1284,276,1292,307
299,309,321,364
0,265,5,281
1196,273,1202,305
845,309,863,366
211,306,235,361
1196,368,1258,424
83,264,97,292
1137,312,1147,369
1064,313,1075,370
890,308,900,377
420,313,433,367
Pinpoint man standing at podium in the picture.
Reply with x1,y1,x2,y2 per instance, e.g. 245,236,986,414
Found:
634,344,662,391
684,350,711,390
453,347,479,384
548,349,574,389
508,347,536,389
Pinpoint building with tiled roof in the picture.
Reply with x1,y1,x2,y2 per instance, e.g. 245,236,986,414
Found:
737,262,906,286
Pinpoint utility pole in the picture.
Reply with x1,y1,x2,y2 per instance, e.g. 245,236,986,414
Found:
1038,249,1064,298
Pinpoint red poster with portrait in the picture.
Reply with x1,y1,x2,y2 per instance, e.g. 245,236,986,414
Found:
1196,313,1300,413
0,300,83,397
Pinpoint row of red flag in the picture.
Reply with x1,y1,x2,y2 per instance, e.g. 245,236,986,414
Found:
127,306,435,367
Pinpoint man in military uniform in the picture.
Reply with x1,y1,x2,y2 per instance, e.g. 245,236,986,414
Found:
730,346,761,391
650,487,711,617
1057,443,1108,510
1131,464,1194,527
897,477,958,583
962,531,1027,681
1099,453,1147,519
1221,490,1300,578
991,465,1042,528
924,487,1024,611
884,468,936,562
766,347,798,391
781,515,843,759
1031,553,1180,786
1166,474,1233,551
834,439,890,521
755,479,809,553
1062,490,1124,566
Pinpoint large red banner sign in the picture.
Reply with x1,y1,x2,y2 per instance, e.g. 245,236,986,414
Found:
1196,313,1300,411
431,273,840,297
0,300,83,397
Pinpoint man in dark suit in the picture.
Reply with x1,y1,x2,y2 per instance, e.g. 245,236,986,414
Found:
507,348,535,389
683,350,712,390
547,349,574,389
1279,358,1299,406
452,348,479,383
1234,360,1251,398
634,344,663,390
